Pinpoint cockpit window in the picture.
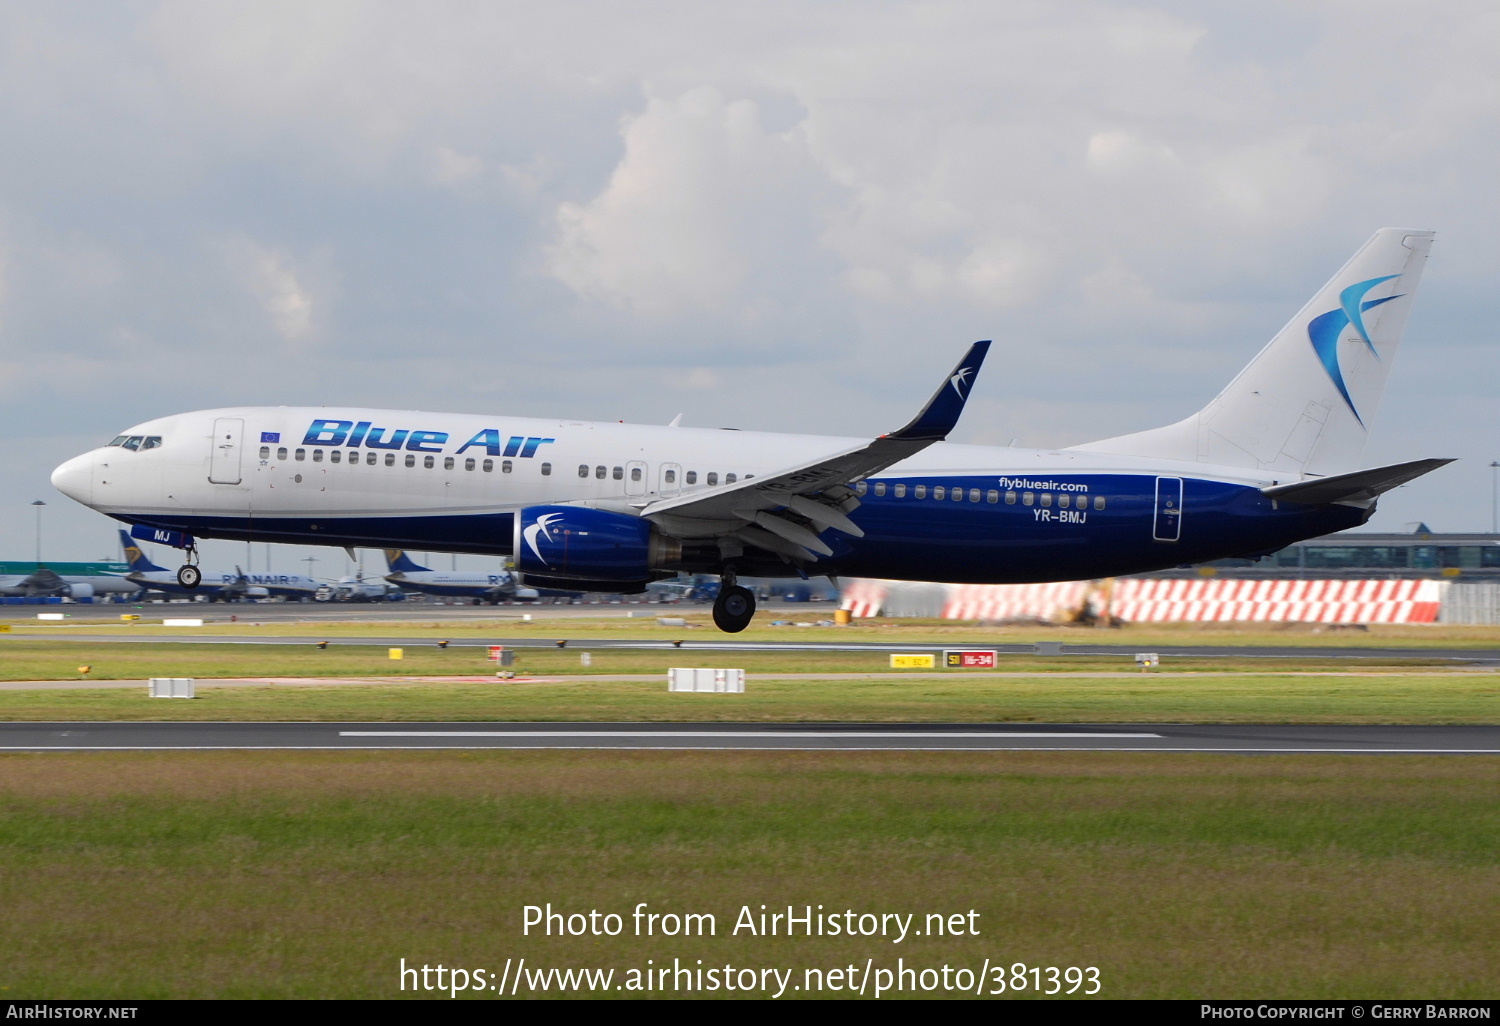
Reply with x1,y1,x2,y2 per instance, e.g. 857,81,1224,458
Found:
114,435,161,451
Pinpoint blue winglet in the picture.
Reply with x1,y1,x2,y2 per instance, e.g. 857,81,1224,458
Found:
886,341,991,441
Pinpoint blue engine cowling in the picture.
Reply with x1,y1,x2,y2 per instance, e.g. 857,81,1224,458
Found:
514,505,658,583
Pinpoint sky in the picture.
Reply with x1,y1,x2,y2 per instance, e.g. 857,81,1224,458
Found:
2,0,1497,574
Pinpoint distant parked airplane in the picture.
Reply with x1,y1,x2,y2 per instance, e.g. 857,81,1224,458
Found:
381,549,539,603
0,559,137,600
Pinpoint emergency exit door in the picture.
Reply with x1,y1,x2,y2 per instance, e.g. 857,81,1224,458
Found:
208,418,244,485
1153,477,1183,542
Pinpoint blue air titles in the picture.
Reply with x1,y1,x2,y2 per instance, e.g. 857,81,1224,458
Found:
302,420,555,458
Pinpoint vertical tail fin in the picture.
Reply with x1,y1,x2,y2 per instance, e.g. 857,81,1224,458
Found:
1073,228,1434,477
383,549,431,573
119,529,166,572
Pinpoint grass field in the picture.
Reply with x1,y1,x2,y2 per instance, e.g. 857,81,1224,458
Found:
2,750,1496,999
1,670,1497,723
9,614,1500,648
0,638,1468,681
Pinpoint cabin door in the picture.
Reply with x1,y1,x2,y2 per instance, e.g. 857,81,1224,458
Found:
208,418,244,485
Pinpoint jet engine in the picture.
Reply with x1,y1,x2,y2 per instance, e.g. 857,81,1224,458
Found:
514,505,679,588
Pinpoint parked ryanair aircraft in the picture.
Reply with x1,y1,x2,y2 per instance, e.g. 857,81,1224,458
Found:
54,229,1449,631
382,550,540,603
119,530,321,601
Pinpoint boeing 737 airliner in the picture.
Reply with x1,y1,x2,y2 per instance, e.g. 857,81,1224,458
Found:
52,229,1450,631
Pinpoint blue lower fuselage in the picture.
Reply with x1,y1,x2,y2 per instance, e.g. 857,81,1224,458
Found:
115,473,1365,584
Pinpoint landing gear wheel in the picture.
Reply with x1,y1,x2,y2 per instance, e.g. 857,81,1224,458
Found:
177,564,202,590
712,585,756,633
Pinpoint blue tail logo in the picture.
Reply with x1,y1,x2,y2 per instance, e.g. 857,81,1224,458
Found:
1308,274,1402,426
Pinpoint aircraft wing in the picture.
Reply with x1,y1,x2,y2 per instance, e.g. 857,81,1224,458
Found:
639,341,990,562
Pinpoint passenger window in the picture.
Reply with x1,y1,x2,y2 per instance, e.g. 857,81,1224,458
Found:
894,484,906,498
953,488,964,502
914,485,927,499
1006,491,1017,504
385,453,396,466
423,455,435,469
122,436,142,451
987,490,999,503
725,473,736,484
313,449,325,462
405,454,416,468
1040,493,1052,507
613,466,624,480
278,447,288,461
665,469,676,483
541,463,552,476
259,446,270,460
330,450,341,464
873,482,887,497
595,465,606,479
444,457,454,470
707,472,719,486
855,482,867,495
686,471,698,485
366,452,376,465
1093,496,1106,510
1022,492,1034,506
465,458,475,471
578,465,589,478
483,459,493,472
933,486,946,500
966,489,977,502
1057,494,1069,508
501,460,512,473
295,449,306,461
631,467,642,482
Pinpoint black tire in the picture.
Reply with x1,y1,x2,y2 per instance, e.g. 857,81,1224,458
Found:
712,585,756,633
177,564,202,590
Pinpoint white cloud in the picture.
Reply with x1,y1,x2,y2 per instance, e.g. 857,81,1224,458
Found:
429,145,483,188
545,86,825,317
224,239,316,343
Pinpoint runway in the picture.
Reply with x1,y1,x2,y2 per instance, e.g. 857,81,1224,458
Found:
4,721,1498,752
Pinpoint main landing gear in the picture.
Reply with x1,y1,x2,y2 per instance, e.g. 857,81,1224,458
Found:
177,546,201,590
712,571,755,633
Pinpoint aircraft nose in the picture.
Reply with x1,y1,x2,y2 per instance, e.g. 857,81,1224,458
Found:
51,452,95,506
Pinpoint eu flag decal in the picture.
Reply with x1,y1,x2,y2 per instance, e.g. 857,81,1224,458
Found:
260,432,281,443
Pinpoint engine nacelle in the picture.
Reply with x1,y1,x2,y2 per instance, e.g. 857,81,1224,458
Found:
514,505,665,584
65,582,95,599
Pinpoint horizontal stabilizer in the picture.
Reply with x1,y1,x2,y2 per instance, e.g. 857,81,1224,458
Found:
1261,458,1453,505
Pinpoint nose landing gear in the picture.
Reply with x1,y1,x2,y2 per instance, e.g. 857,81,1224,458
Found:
712,571,756,633
177,546,201,590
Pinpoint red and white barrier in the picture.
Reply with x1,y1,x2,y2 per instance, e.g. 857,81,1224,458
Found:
839,578,890,618
843,577,1447,624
